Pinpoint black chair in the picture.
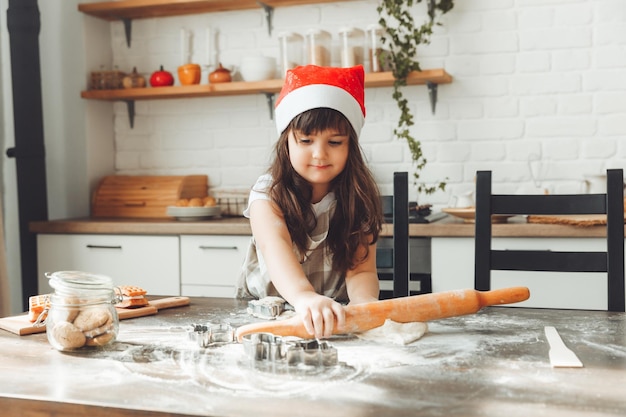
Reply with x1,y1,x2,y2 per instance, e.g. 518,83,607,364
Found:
393,172,410,298
390,172,433,299
474,169,625,312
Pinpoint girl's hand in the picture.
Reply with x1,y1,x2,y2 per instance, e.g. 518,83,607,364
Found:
293,292,346,339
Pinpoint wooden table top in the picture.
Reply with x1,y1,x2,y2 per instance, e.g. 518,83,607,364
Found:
1,297,625,417
29,215,622,238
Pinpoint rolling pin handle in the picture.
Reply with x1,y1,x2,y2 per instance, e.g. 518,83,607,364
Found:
478,287,530,307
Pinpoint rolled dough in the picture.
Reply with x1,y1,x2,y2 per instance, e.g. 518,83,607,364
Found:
355,319,428,345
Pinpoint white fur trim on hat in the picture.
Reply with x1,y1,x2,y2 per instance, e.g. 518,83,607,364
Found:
275,84,365,136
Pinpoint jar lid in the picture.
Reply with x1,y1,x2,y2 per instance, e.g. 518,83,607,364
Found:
366,23,383,31
277,31,303,40
305,28,331,36
338,27,363,35
46,271,113,291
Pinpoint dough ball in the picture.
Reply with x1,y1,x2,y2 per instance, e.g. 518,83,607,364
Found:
50,321,86,350
356,320,428,345
188,197,203,207
175,198,189,207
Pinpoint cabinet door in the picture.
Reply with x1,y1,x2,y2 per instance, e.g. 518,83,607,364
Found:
37,234,180,295
180,235,251,298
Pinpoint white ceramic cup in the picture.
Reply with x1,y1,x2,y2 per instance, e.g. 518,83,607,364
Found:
450,191,474,208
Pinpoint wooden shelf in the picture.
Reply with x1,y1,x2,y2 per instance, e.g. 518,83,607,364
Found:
81,69,452,101
78,0,351,21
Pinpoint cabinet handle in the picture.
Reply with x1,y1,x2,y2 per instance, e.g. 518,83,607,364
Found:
198,245,238,250
86,244,122,249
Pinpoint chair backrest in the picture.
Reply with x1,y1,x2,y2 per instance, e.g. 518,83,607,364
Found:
474,169,625,312
393,172,410,298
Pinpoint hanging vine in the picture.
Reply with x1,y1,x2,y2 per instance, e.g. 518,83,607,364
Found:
377,0,454,194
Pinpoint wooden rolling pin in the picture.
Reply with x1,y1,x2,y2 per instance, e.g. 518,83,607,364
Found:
235,287,530,342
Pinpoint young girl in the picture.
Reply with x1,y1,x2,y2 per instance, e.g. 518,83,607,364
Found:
237,65,383,339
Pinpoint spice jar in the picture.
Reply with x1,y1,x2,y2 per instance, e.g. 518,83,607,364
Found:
305,29,331,67
277,31,304,77
338,27,364,68
42,271,121,351
367,24,385,73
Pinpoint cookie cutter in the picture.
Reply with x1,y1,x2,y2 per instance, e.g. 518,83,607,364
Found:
187,323,234,347
247,297,285,320
241,332,338,367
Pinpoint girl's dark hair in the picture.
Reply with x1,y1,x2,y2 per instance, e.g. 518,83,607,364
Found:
268,108,383,274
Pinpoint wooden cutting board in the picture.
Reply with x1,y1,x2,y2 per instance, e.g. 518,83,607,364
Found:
0,296,190,336
527,213,626,227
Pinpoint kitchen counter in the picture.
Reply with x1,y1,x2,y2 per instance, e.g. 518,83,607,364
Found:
29,215,618,237
1,297,625,417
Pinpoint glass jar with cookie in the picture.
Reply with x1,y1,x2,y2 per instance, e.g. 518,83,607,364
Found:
42,271,122,351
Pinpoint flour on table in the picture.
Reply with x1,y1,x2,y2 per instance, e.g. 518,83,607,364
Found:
355,319,428,345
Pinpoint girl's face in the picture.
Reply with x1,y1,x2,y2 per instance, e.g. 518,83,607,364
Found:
288,128,349,202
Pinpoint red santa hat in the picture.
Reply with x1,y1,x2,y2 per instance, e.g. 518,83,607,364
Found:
274,65,366,137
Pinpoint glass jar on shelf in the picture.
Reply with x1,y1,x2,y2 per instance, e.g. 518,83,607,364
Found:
338,27,365,68
277,31,304,77
367,24,386,73
305,29,331,67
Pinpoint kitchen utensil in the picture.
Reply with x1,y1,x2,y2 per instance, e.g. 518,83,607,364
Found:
450,190,474,208
0,296,190,336
235,286,530,342
241,332,338,367
544,326,583,368
240,56,277,82
442,207,512,223
208,63,232,83
122,67,146,89
177,63,201,85
188,323,234,347
166,205,221,221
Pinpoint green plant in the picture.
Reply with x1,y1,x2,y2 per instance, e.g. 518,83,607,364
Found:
377,0,454,194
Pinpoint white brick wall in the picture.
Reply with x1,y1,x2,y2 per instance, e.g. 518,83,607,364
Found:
106,0,626,206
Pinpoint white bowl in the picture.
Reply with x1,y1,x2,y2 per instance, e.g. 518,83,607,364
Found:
240,56,277,82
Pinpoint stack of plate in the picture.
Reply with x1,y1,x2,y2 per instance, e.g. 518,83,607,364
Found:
166,206,221,221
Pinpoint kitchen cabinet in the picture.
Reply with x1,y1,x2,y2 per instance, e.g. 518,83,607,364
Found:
37,234,180,296
180,235,251,298
431,237,622,310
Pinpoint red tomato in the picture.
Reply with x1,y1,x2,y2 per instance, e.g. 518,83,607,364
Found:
149,65,174,87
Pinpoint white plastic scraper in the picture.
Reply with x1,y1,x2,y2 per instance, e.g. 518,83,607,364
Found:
544,326,583,368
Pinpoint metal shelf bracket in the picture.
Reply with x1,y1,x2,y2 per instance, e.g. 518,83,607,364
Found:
122,18,132,47
125,100,135,128
257,2,274,36
427,81,438,114
264,93,275,120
